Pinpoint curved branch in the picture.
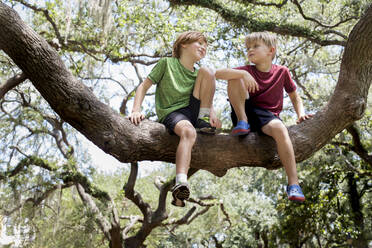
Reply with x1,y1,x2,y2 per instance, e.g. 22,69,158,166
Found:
168,0,347,46
0,3,371,177
15,0,63,41
234,0,288,8
0,73,27,99
76,183,112,240
124,162,153,219
292,0,358,29
2,182,73,216
346,125,372,166
332,124,372,167
168,196,231,232
0,155,58,180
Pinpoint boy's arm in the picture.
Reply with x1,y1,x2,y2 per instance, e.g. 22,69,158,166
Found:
215,68,259,93
129,78,153,125
288,90,313,124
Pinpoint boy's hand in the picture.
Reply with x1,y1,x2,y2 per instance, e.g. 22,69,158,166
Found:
296,114,313,124
209,109,222,129
243,72,259,93
129,111,145,125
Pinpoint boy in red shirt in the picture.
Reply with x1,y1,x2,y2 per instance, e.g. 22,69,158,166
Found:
225,32,312,202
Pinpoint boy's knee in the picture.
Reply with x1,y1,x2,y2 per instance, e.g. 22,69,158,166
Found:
273,122,288,136
199,67,215,80
264,120,287,136
179,125,197,141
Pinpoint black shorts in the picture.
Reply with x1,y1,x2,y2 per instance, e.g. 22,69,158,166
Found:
230,99,280,132
161,94,200,134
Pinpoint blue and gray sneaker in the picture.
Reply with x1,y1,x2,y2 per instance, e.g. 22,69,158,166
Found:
231,120,250,136
286,184,305,202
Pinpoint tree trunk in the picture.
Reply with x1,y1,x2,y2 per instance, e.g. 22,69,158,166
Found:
347,173,368,248
109,226,123,248
0,3,371,177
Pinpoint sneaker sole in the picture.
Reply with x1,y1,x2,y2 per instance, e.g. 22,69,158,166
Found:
197,127,216,134
171,198,185,207
173,186,190,200
288,196,305,202
171,185,190,207
231,129,250,136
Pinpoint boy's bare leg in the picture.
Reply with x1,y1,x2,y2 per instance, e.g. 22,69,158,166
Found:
261,119,299,185
173,120,197,175
171,120,196,206
228,79,248,122
193,67,215,108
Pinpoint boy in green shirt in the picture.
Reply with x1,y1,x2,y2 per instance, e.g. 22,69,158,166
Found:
129,31,221,207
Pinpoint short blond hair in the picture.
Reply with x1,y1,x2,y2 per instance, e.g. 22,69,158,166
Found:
172,31,207,58
245,31,277,60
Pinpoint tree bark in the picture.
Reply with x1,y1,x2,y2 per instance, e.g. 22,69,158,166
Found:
0,3,371,177
0,72,27,99
347,173,368,248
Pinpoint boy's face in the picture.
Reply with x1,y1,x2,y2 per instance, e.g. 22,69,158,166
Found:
181,39,207,61
246,40,275,64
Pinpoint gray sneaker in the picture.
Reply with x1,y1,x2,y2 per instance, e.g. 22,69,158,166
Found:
195,116,216,134
171,183,190,207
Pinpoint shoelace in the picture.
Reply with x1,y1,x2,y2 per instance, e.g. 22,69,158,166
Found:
288,186,302,194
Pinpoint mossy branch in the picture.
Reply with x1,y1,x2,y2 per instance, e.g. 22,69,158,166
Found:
168,0,347,46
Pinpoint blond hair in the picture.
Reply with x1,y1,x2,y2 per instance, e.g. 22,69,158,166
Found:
245,32,277,60
172,31,207,58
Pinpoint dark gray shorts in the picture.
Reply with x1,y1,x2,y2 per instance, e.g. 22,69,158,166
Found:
230,99,280,132
161,94,200,134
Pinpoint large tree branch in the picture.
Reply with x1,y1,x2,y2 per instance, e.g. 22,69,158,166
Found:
0,3,371,178
168,0,347,46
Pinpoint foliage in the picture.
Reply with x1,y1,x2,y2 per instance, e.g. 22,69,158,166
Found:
1,0,371,247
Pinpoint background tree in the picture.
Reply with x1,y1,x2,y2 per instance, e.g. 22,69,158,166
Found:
0,0,371,247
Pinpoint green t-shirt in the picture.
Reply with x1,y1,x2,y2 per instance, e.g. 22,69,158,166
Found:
148,57,198,122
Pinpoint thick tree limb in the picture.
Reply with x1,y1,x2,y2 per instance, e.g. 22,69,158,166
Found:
0,73,27,99
0,3,371,178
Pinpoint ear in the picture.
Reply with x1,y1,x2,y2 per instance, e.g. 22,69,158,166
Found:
270,46,276,54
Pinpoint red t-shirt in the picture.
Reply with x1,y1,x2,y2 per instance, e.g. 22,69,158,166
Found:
235,64,296,116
